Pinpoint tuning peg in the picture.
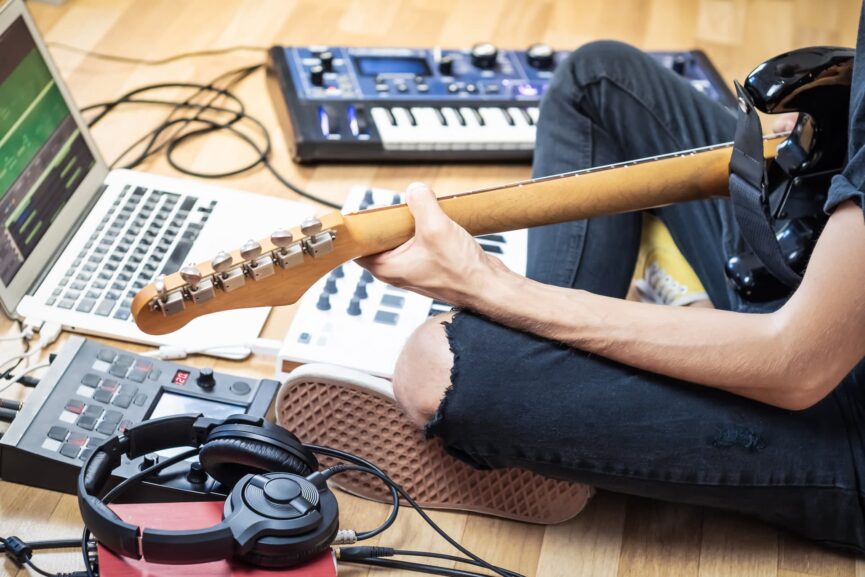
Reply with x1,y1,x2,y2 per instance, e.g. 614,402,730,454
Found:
300,217,323,236
212,251,233,274
240,239,262,261
154,274,167,299
180,264,203,288
270,229,294,249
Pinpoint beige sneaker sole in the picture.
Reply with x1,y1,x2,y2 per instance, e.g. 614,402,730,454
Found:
276,364,593,525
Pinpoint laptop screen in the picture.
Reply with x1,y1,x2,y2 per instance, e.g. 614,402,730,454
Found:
0,16,95,286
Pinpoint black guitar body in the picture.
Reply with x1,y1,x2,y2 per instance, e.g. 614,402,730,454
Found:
725,46,854,302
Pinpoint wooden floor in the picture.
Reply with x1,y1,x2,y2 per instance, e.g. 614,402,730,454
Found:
1,0,863,576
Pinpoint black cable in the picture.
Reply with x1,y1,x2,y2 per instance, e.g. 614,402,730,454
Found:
325,464,522,577
342,557,500,577
47,41,268,66
1,536,87,577
308,444,400,540
80,64,341,209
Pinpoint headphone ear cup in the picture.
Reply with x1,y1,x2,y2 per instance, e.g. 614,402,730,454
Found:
199,437,315,487
238,540,333,569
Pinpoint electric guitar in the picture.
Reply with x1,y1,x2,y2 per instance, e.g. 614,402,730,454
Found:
131,46,853,336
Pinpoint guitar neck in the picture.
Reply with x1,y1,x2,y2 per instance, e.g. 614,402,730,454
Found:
343,136,784,256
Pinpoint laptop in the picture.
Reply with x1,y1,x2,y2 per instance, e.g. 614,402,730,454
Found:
0,0,314,349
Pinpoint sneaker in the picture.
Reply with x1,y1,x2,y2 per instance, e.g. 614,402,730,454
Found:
276,363,593,524
633,214,709,306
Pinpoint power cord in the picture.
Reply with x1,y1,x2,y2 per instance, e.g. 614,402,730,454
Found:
1,536,89,577
80,63,341,208
47,42,268,66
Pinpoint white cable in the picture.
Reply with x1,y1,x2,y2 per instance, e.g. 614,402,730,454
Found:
0,334,24,342
142,337,283,361
0,322,61,373
0,361,50,397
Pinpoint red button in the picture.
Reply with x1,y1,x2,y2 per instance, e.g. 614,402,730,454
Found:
64,400,85,414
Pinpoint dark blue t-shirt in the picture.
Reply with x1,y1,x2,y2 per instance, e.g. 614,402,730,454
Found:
826,3,865,217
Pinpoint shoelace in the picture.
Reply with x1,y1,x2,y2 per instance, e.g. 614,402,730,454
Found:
635,262,690,305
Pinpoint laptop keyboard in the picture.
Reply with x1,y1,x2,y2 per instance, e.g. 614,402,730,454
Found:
46,185,216,321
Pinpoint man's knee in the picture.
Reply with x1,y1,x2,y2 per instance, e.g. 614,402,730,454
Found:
552,40,651,94
393,312,455,429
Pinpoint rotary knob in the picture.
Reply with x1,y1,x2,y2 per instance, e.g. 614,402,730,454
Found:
526,43,554,70
318,50,334,72
439,54,456,76
470,42,498,70
310,65,324,86
197,368,216,390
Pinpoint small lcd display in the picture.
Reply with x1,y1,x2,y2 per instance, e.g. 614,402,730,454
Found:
354,56,431,77
150,391,244,421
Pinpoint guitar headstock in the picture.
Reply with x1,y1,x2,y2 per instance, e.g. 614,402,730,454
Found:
132,211,354,335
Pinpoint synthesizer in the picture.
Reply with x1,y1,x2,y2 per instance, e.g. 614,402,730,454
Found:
277,186,527,379
0,336,278,499
267,43,736,163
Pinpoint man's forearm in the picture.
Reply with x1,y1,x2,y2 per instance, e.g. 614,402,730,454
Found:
464,267,804,407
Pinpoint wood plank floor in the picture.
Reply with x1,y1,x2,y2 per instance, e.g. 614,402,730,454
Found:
1,1,863,576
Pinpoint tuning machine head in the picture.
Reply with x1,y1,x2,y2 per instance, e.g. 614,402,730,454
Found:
212,251,234,274
300,217,323,237
240,239,262,261
154,274,167,301
271,229,294,250
179,264,203,289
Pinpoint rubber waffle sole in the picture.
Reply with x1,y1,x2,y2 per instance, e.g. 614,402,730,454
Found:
276,378,593,525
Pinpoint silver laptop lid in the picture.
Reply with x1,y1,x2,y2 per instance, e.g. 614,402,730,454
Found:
0,0,108,317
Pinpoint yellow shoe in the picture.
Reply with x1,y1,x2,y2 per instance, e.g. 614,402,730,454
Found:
633,214,709,306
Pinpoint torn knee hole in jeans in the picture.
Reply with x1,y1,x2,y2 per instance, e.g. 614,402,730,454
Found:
712,425,766,451
423,312,462,439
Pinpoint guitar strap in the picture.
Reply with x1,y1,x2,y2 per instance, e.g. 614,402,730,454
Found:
728,81,802,288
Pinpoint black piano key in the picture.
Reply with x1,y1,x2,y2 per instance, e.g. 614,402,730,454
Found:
434,108,448,126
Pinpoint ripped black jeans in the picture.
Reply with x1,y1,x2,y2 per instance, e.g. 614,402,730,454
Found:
427,41,865,554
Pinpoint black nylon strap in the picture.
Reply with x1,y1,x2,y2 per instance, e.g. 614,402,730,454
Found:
728,81,802,288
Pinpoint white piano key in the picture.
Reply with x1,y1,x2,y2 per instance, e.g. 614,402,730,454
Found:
478,107,518,149
440,107,473,150
527,107,540,124
507,107,537,150
371,107,402,150
459,107,487,150
390,107,420,150
410,107,451,150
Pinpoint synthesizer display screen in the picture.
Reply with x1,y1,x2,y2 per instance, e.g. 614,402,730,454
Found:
0,17,95,286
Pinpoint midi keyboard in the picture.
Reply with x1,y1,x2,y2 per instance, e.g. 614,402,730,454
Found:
277,186,527,379
267,43,736,163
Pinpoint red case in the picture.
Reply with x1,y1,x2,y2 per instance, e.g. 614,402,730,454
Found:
96,502,338,577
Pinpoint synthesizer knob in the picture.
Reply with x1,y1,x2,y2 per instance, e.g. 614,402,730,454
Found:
271,229,294,248
316,292,331,311
197,368,216,390
211,251,233,274
672,55,687,75
240,239,262,261
318,50,334,72
300,217,323,236
439,54,456,76
526,43,555,70
470,42,498,70
347,296,362,316
180,264,203,288
354,282,368,300
310,65,325,86
140,453,159,471
187,461,208,485
324,276,338,294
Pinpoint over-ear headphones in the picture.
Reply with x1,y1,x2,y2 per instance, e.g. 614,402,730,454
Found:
77,414,339,568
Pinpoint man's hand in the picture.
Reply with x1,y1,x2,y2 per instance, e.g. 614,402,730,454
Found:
356,182,506,307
